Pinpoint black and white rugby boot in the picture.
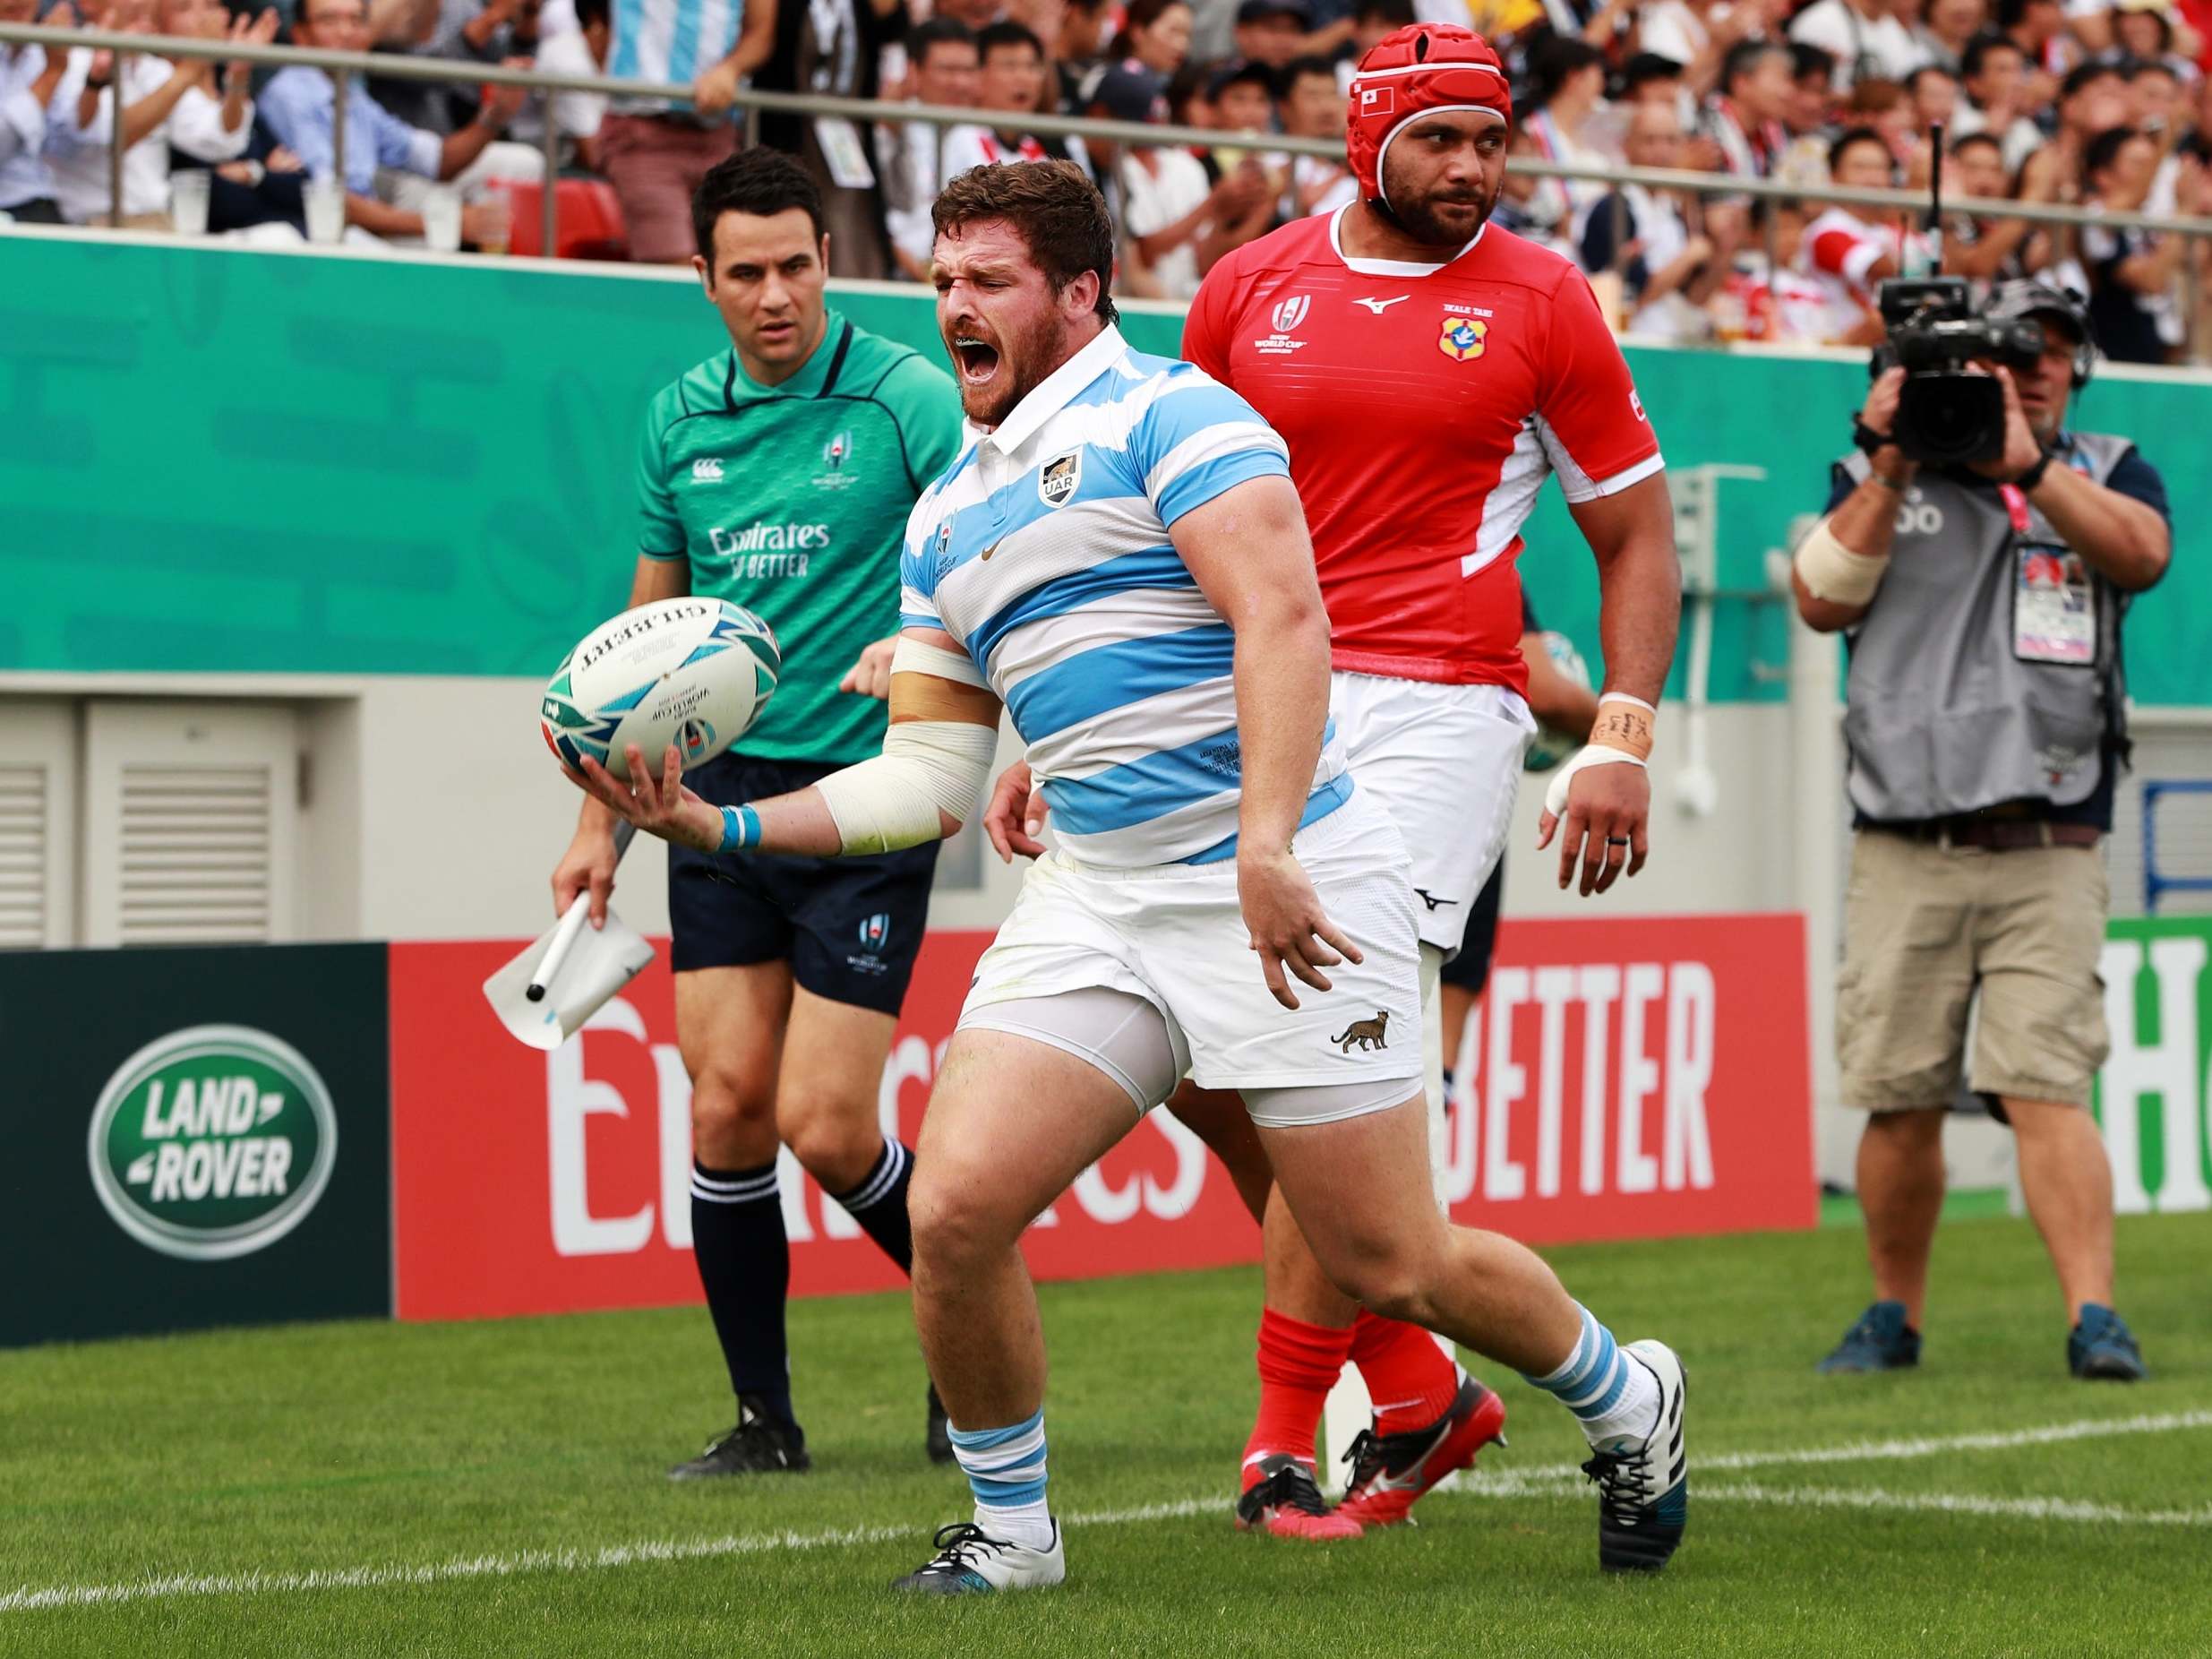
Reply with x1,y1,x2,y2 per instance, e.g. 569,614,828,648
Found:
1580,1339,1687,1574
666,1394,811,1481
891,1521,1066,1595
926,1384,956,1465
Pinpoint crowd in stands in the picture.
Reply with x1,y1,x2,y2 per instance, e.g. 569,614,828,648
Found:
4,0,2211,359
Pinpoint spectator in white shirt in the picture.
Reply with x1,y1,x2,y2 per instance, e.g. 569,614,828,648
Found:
1790,0,1927,90
1702,38,1792,176
0,0,73,221
940,21,1092,179
1914,0,1986,70
1797,125,1933,342
1955,31,2045,170
513,0,608,172
47,0,272,228
1579,100,1729,340
1273,53,1350,217
879,16,980,280
2113,1,2202,88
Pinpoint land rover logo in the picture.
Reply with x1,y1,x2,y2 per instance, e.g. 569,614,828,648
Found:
86,1025,339,1261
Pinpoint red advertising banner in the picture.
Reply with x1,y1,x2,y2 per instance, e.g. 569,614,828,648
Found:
389,932,1259,1321
390,913,1813,1322
1443,914,1815,1242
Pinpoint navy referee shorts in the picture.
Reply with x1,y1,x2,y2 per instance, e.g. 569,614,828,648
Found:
666,752,939,1016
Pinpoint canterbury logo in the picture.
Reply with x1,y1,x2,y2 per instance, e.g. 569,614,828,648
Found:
691,458,724,482
1330,1010,1391,1053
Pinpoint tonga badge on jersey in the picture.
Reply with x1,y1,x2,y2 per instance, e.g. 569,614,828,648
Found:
1438,315,1488,362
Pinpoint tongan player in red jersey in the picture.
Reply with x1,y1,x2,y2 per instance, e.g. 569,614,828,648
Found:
1180,22,1684,1541
984,24,1688,1568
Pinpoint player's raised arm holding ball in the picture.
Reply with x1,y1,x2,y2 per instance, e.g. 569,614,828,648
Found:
551,147,966,1483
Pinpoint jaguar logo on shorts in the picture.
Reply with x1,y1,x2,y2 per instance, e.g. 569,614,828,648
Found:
858,913,892,955
1039,450,1082,509
1330,1010,1391,1053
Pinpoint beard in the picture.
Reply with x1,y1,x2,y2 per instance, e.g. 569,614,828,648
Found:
1382,172,1500,251
953,303,1068,427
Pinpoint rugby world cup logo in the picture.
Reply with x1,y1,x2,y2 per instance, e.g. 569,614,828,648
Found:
824,430,853,470
859,913,892,955
1271,294,1310,333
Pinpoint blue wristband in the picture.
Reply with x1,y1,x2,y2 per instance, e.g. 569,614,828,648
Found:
716,804,761,854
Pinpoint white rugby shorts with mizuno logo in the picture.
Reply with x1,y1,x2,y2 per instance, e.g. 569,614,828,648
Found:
1327,670,1536,956
958,787,1422,1103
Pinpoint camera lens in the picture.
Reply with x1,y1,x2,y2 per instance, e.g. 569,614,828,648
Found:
1896,374,2005,468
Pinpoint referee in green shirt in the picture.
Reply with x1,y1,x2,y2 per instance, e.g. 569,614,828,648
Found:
553,149,965,1479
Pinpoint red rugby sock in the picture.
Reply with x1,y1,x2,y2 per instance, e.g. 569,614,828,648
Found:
1240,1308,1355,1488
1350,1310,1462,1437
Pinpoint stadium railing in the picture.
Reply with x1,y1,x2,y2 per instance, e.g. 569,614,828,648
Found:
7,20,2212,358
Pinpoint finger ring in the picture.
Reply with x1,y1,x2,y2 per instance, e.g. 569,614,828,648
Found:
1606,837,1631,847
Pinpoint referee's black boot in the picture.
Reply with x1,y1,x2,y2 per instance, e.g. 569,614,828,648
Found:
668,1396,811,1480
926,1384,956,1465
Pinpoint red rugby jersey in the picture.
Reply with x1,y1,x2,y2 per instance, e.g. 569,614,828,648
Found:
1183,210,1663,691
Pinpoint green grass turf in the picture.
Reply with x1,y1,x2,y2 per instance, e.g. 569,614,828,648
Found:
4,1212,2208,1657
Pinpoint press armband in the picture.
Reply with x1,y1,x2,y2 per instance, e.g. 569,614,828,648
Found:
812,719,999,855
1793,514,1890,606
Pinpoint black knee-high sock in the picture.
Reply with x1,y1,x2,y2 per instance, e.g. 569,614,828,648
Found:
690,1159,793,1426
830,1139,914,1274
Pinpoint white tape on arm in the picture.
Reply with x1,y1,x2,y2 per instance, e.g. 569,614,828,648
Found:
892,633,990,688
1794,514,1890,606
813,718,999,855
1543,744,1647,818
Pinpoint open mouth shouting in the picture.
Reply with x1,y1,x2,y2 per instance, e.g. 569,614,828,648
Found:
951,331,1004,389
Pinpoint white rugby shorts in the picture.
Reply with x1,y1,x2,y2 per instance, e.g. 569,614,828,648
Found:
1327,670,1535,955
959,787,1423,1099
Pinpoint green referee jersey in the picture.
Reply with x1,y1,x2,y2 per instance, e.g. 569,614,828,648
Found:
636,308,964,766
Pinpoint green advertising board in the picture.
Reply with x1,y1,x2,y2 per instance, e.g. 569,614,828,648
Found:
2097,915,2212,1214
1,233,2206,701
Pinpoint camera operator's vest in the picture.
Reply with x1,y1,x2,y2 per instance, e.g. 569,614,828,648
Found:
1837,431,2136,823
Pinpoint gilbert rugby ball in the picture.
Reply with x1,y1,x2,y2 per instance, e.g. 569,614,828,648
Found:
1522,630,1593,774
540,597,780,781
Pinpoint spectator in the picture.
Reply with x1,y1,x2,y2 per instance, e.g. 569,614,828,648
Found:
1798,124,1932,340
1997,0,2066,109
1940,127,2047,287
1915,0,1987,69
1052,0,1119,108
47,0,270,228
1199,56,1280,218
596,0,775,262
0,0,72,221
753,0,899,279
1273,53,1349,216
1843,75,1926,178
1771,40,1840,184
1230,0,1307,68
1110,0,1196,77
513,0,608,173
203,119,313,238
1956,30,2045,168
261,0,533,244
371,0,533,135
1521,31,1611,239
941,21,1093,176
1908,61,1961,124
2066,0,2118,56
1703,38,1793,175
2113,0,2202,84
1791,0,1928,90
879,16,977,279
1622,49,1688,108
2052,57,2136,186
2080,122,2192,359
1640,0,1764,98
1717,194,1862,339
2128,56,2188,146
1086,58,1219,295
1580,100,1728,340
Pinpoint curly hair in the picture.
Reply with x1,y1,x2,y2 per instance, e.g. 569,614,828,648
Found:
930,160,1120,323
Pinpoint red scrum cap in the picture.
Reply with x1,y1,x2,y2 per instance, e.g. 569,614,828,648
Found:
1345,24,1512,211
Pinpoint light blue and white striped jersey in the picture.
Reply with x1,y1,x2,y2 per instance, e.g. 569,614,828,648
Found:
607,0,744,114
900,326,1352,870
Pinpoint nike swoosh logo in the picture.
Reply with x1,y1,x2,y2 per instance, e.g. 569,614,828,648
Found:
1354,295,1410,314
980,541,999,561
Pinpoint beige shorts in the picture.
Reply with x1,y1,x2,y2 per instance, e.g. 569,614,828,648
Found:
1836,830,2111,1111
598,115,739,262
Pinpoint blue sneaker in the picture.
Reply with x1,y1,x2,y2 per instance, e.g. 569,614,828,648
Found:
2069,1305,2148,1380
1816,1302,1921,1373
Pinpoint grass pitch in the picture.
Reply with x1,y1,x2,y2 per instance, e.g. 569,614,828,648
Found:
4,1210,2208,1658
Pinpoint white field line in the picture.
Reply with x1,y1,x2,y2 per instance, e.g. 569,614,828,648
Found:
4,1410,2207,1615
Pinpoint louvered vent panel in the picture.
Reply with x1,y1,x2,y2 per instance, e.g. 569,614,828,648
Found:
115,764,273,943
0,764,46,949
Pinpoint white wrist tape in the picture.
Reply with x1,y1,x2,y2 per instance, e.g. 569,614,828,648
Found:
1794,514,1890,606
814,718,999,855
892,633,990,688
1544,744,1648,819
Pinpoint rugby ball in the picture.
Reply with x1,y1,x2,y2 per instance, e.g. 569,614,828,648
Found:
539,597,780,781
1522,630,1593,774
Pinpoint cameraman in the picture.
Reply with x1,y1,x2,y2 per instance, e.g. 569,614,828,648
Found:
1792,280,2170,1383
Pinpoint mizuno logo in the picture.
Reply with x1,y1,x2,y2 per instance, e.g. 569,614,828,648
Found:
1412,888,1460,911
1354,295,1410,314
691,458,724,482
